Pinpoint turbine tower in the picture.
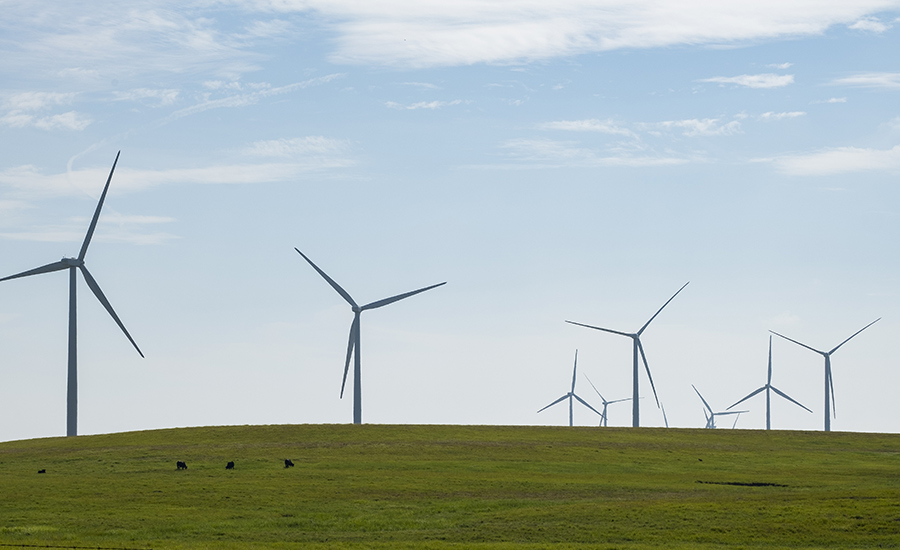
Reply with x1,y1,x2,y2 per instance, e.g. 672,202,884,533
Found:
770,318,879,432
583,374,631,427
728,336,811,430
693,385,747,429
566,281,689,427
537,350,603,426
0,152,143,437
295,248,445,425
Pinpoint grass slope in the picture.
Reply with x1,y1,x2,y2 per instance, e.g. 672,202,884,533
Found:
0,424,899,549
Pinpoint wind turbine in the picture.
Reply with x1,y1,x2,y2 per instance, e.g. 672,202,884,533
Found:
728,336,812,430
566,281,689,427
537,350,603,426
0,152,143,437
770,318,880,432
294,248,445,425
583,374,632,427
692,385,747,429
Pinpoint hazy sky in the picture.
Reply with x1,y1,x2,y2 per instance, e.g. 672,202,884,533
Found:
1,1,899,441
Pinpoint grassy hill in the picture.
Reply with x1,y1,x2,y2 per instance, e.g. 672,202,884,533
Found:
0,424,898,549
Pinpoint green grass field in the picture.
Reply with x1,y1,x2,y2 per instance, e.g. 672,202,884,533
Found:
0,424,898,549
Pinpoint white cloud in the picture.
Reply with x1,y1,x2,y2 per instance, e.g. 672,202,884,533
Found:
814,97,847,104
832,72,900,90
243,19,292,38
112,88,180,107
485,138,690,168
0,91,91,130
772,145,900,175
768,62,793,69
538,118,637,138
699,73,794,89
849,17,891,32
242,136,351,157
233,0,900,68
385,100,463,110
3,91,76,111
759,111,806,120
400,82,440,89
654,118,742,137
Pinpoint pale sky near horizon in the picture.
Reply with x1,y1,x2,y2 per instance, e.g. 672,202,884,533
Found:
1,1,899,442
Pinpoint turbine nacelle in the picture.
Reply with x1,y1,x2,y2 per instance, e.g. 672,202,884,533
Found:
62,258,83,267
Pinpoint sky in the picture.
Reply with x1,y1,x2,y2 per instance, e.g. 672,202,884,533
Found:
1,0,899,442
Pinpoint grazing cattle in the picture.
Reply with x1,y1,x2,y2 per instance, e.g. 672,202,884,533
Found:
284,459,294,468
226,461,235,470
37,469,46,474
176,461,188,470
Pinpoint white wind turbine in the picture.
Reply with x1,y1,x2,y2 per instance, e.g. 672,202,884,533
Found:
295,248,445,425
583,374,632,427
770,318,879,432
537,350,603,426
728,336,811,430
693,385,747,429
0,152,143,437
566,282,689,427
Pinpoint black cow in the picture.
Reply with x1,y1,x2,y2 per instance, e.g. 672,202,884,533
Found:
37,469,46,474
284,459,295,468
226,461,235,470
176,461,188,470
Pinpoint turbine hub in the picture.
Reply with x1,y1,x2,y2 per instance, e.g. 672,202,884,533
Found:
351,306,361,313
62,257,83,267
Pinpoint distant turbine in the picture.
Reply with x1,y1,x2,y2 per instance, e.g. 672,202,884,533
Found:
728,336,812,430
770,318,880,432
0,152,143,437
583,374,632,427
295,248,445,425
537,350,603,426
693,385,747,429
566,281,689,427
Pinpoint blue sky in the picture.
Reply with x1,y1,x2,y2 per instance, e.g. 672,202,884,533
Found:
1,1,899,441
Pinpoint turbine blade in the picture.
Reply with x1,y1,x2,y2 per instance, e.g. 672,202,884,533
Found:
583,373,604,402
692,384,714,415
565,320,632,338
637,281,689,336
607,397,632,404
715,410,748,416
294,248,357,308
770,386,813,413
340,315,358,399
0,260,69,282
828,367,836,418
572,393,604,417
732,413,741,429
79,151,120,262
829,318,880,355
727,387,765,410
360,281,446,311
661,404,669,428
769,330,825,355
570,349,578,393
79,265,143,358
637,339,660,408
537,394,569,413
767,335,773,385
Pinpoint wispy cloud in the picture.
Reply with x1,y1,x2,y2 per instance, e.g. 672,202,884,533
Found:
813,97,847,104
479,138,690,169
768,62,793,69
538,118,637,138
759,111,806,120
112,88,180,107
400,82,440,89
699,73,794,89
0,213,178,245
242,136,351,157
831,72,900,90
0,91,92,130
652,118,742,137
849,17,891,32
770,145,900,176
385,100,463,110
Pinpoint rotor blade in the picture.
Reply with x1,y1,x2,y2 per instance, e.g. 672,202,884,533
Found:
564,320,632,338
692,384,713,415
829,318,880,355
715,410,748,416
637,281,689,336
294,248,357,308
583,373,605,402
727,387,765,410
661,404,669,428
0,260,69,282
79,265,143,358
79,151,120,262
770,386,813,413
732,413,741,429
637,339,660,408
537,394,570,413
360,281,446,311
769,330,825,356
570,349,578,393
572,393,604,417
828,366,836,418
340,315,358,399
767,335,773,385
